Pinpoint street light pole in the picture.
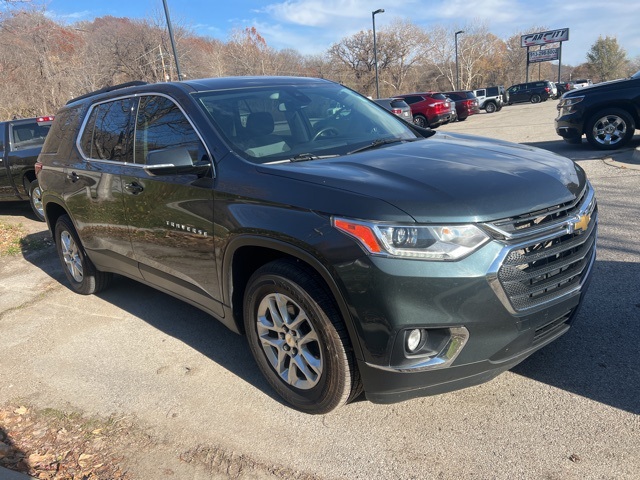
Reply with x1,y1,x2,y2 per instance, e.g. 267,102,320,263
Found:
372,8,385,99
162,0,183,81
455,30,464,90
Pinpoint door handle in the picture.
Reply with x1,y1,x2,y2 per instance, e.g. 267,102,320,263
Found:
124,182,144,194
67,171,80,182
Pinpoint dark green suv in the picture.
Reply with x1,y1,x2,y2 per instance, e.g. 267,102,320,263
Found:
38,77,597,413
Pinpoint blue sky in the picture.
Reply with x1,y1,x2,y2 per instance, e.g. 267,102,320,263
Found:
38,0,640,68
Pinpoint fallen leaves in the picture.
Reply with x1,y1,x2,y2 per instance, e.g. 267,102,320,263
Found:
0,403,131,479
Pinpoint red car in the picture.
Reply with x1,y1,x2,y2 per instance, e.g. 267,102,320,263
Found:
442,91,481,121
396,92,453,128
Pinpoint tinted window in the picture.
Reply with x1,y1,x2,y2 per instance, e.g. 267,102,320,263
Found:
402,95,424,104
430,93,447,100
389,99,409,109
42,106,82,155
80,99,134,162
10,122,51,149
134,95,205,165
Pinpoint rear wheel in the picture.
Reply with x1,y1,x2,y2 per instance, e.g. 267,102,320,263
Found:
54,215,112,295
485,102,497,113
585,108,635,150
243,259,361,414
28,179,45,222
530,94,541,104
413,114,428,128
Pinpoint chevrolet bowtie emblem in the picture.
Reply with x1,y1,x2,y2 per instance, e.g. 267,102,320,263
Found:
573,214,591,233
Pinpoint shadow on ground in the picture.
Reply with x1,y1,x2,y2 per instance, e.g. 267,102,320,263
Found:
512,259,640,415
525,135,640,162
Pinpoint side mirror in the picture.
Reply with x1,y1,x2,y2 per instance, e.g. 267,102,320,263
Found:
144,146,210,176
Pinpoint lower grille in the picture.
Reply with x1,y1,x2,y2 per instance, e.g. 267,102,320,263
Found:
534,310,573,342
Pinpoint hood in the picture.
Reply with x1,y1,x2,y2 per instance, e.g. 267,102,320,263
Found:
566,76,638,97
257,132,586,223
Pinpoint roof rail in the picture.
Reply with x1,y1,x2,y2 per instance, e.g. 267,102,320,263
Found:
66,81,148,105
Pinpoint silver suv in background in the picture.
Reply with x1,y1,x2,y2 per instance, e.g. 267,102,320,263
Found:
473,86,505,113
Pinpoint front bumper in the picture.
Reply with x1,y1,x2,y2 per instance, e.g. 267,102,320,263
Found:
333,189,597,404
555,107,585,139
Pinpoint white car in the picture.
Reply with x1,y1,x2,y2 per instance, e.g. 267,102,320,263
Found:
573,79,593,88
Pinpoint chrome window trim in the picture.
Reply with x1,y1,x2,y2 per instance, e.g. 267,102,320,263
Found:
75,91,215,177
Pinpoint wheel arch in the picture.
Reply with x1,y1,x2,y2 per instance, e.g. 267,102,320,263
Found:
222,236,364,361
43,200,71,239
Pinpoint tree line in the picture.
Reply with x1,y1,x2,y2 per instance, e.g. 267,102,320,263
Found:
0,7,637,119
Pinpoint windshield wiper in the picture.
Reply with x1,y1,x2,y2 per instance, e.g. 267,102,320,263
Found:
289,153,339,162
347,137,417,155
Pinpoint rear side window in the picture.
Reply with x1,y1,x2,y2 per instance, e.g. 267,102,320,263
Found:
10,122,51,150
402,95,424,104
80,98,134,162
430,93,447,100
134,95,205,165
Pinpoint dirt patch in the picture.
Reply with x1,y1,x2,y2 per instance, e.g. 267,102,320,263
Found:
1,403,324,480
0,203,51,256
0,403,140,479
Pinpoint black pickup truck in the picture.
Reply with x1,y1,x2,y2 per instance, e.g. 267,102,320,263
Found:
0,116,54,220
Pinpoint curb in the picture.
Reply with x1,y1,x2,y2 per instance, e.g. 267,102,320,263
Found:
603,146,640,170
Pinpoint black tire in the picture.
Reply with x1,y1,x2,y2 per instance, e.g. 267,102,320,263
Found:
530,94,541,104
485,102,497,114
28,178,45,222
243,259,362,414
585,108,636,150
54,215,112,295
496,104,503,111
413,114,428,128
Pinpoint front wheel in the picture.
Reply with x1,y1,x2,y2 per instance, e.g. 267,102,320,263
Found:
55,215,112,295
243,259,361,414
530,94,541,104
585,108,635,150
28,179,45,222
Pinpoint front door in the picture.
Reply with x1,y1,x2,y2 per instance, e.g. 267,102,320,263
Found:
120,95,223,319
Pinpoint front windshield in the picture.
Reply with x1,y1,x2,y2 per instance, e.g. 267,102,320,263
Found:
632,70,640,79
194,82,419,163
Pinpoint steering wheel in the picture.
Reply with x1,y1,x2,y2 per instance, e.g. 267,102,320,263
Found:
312,127,340,142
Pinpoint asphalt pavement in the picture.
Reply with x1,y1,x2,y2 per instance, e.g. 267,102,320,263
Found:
1,100,639,479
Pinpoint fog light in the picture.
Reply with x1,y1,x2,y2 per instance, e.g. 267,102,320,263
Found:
406,329,423,353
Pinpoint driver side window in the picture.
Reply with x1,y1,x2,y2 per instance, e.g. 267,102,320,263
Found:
134,95,206,165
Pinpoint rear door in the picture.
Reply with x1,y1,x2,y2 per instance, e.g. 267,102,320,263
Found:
120,94,223,318
69,97,139,277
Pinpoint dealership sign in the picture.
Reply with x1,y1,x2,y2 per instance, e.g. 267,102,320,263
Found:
521,28,569,47
528,48,560,63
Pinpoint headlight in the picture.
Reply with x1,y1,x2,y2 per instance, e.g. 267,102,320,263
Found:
333,218,489,261
558,95,584,109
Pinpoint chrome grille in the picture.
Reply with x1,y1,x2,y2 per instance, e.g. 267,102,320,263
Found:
487,184,597,312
